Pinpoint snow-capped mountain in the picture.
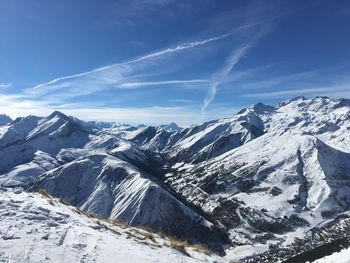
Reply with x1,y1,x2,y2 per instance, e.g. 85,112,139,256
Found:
87,120,138,131
127,96,350,261
0,110,228,252
159,122,183,132
1,96,350,262
31,153,226,245
0,114,12,126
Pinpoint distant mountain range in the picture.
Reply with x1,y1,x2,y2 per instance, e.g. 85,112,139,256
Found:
1,96,350,262
87,120,182,132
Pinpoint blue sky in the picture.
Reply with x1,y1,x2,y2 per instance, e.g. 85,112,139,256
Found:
0,0,350,125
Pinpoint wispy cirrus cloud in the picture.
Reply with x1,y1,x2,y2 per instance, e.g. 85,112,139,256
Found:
242,83,350,99
118,79,209,89
26,11,278,101
202,44,251,110
0,83,12,89
238,63,350,91
5,1,297,124
240,71,318,90
201,20,273,110
234,62,350,100
5,24,262,124
25,31,234,99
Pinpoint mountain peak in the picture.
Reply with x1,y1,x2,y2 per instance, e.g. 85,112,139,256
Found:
334,98,350,109
0,114,13,126
252,102,275,112
277,96,307,108
159,122,182,132
48,111,69,120
237,102,275,115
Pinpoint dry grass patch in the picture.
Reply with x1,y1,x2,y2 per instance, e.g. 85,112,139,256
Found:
37,189,55,205
143,232,157,243
109,218,129,228
74,208,101,219
86,211,99,219
165,236,213,256
131,228,158,243
38,188,51,198
167,237,192,256
190,243,211,254
59,198,71,206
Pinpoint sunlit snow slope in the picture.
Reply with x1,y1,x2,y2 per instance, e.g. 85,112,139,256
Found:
0,187,225,263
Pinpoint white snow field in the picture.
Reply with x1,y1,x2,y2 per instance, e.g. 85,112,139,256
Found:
0,187,226,263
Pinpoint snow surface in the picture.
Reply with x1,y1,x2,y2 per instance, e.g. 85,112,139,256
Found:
0,187,226,263
312,247,350,263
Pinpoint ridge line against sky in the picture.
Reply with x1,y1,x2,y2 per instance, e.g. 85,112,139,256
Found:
0,0,349,125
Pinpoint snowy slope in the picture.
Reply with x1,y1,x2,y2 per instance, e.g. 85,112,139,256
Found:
0,112,92,176
127,102,272,163
127,126,174,151
0,111,227,248
30,153,225,246
159,97,350,261
130,97,350,164
166,132,350,258
0,187,226,263
313,248,350,263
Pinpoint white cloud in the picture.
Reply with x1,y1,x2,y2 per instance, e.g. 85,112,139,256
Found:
0,93,238,126
118,79,209,89
202,44,251,110
26,11,278,101
0,95,46,119
4,4,287,125
242,84,350,99
59,105,239,126
0,83,12,89
26,30,239,99
240,71,317,90
169,98,193,104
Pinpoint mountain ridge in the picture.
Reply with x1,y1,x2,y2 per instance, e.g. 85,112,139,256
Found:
1,96,350,262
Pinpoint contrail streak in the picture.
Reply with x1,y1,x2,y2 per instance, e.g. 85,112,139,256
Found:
119,79,209,88
202,44,251,110
31,21,264,91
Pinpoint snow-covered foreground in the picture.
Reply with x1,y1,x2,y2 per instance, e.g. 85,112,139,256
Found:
312,248,350,263
0,187,227,263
